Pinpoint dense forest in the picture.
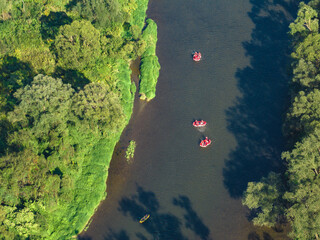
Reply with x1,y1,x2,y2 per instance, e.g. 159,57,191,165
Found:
242,0,320,239
0,0,159,239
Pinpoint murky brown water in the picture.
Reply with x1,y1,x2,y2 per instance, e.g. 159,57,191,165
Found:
79,0,297,239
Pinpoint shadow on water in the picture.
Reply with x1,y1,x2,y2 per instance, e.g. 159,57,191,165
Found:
78,236,92,240
173,196,210,240
247,231,274,240
223,0,298,198
99,185,211,240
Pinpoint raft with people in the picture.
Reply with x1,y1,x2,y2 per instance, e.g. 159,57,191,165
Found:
193,120,207,127
193,51,202,61
200,137,212,148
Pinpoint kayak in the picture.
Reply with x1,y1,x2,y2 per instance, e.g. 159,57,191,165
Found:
193,120,207,127
139,214,150,223
200,137,212,148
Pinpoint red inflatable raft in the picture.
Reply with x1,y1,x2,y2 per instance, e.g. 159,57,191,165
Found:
193,120,207,127
193,52,202,61
200,137,212,148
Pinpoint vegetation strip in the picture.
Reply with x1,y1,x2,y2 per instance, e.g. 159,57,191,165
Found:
242,1,320,239
0,0,159,239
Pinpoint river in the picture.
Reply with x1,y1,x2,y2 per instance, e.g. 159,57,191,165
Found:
79,0,297,239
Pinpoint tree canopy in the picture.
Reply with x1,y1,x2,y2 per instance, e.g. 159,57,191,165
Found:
243,1,320,239
0,0,159,238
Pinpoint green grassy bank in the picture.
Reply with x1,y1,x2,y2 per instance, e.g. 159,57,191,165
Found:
139,19,161,101
0,0,159,239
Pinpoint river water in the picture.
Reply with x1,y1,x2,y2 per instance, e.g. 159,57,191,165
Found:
79,0,297,239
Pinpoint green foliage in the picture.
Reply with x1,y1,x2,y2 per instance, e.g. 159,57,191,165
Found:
0,19,43,57
55,20,102,71
114,59,136,117
289,2,319,41
284,177,320,240
242,172,285,227
139,19,160,101
17,45,56,74
8,74,75,154
139,55,160,100
0,0,44,21
292,59,320,88
0,56,34,111
130,0,148,32
72,82,126,137
68,0,129,30
287,89,320,134
40,11,72,41
3,206,41,238
0,0,158,238
282,128,320,185
292,34,320,67
243,2,320,239
125,140,136,162
141,19,158,56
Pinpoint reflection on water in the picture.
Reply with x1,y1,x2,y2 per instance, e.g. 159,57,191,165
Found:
99,185,211,240
223,0,298,199
79,0,297,239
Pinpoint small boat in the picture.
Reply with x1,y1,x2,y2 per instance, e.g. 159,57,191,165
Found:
200,137,212,148
193,120,207,127
139,214,150,223
193,51,202,62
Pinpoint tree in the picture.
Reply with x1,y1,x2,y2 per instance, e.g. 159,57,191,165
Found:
8,74,75,154
284,132,320,188
289,2,318,40
282,128,320,185
287,89,320,134
55,20,102,71
0,149,55,239
292,59,320,89
292,34,320,67
69,0,127,30
71,82,125,137
284,177,320,240
40,11,72,41
242,172,285,227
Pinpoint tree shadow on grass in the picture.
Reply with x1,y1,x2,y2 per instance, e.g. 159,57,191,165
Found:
65,0,82,11
0,56,35,155
223,0,298,198
103,185,211,240
53,67,90,90
40,11,72,41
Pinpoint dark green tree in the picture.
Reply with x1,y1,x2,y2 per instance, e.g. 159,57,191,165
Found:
292,34,320,68
40,11,72,41
284,177,320,240
289,2,318,40
72,82,125,137
282,128,320,185
287,89,320,134
70,0,127,29
292,59,320,88
55,20,102,71
8,74,75,155
242,172,285,227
